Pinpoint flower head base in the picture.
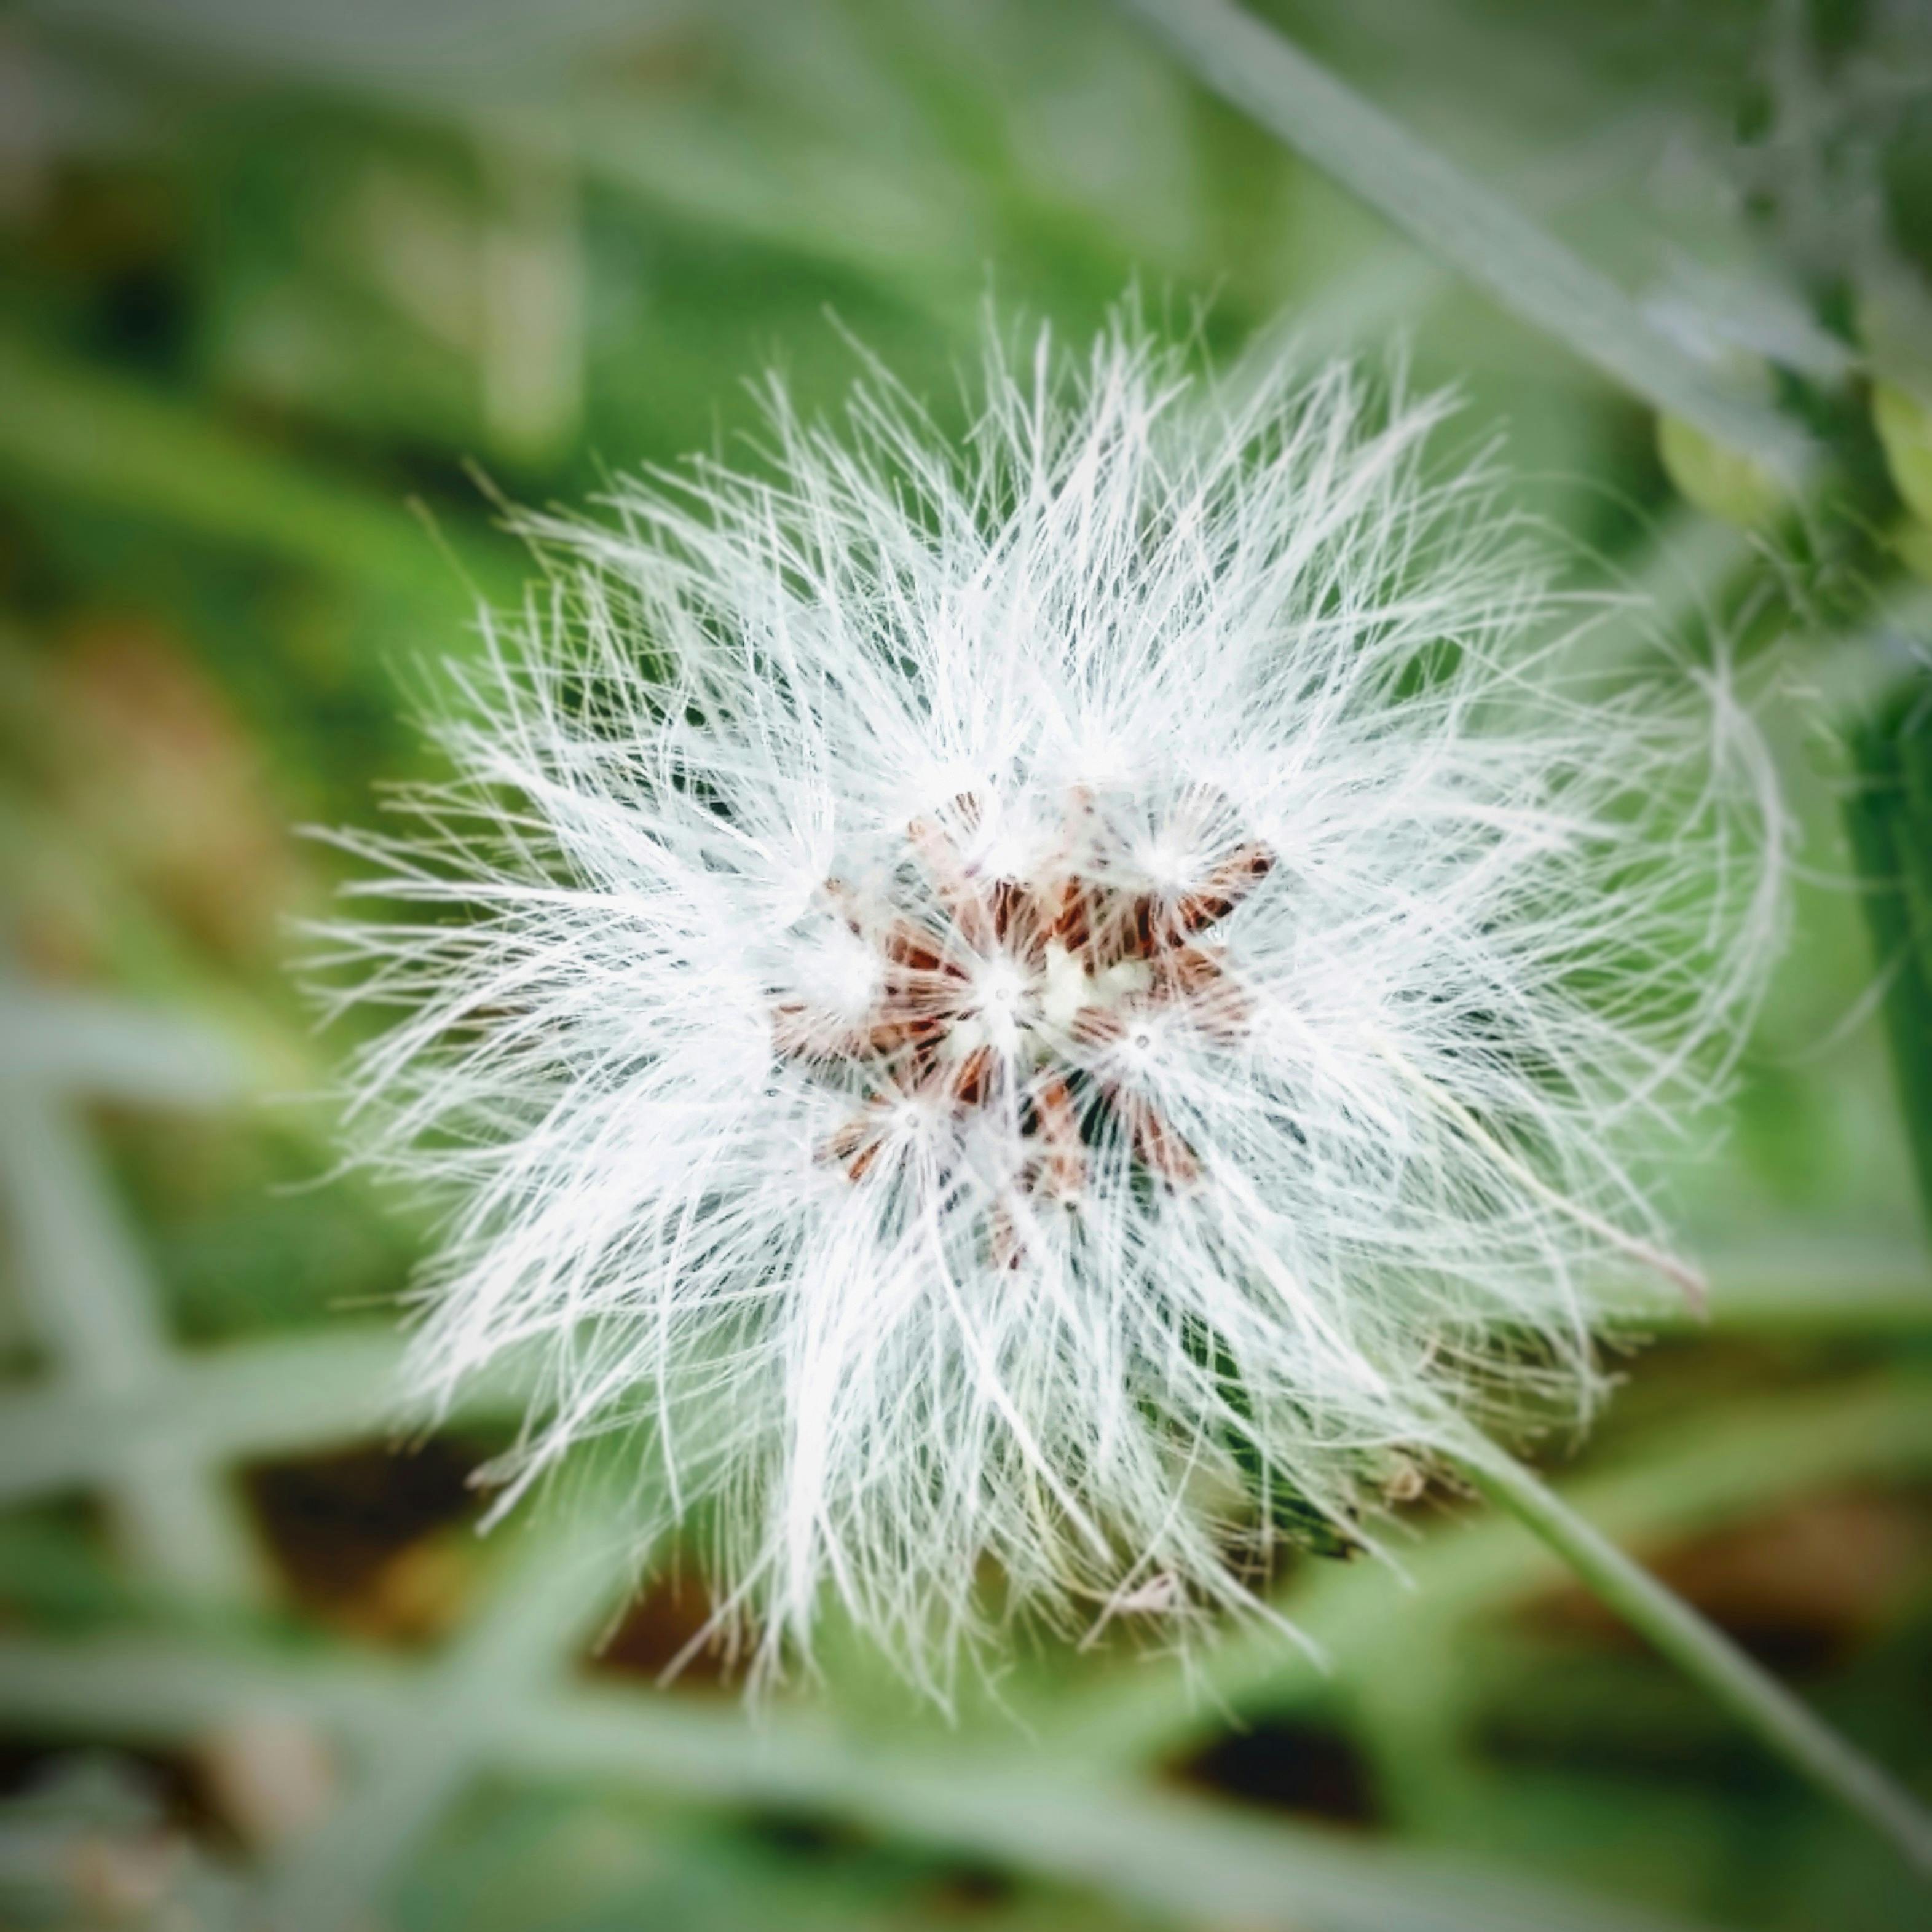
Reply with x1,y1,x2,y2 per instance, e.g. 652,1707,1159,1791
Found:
322,318,1780,1697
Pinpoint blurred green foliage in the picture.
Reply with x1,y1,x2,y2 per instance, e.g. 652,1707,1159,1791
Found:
1846,674,1932,1228
1,2,1930,1930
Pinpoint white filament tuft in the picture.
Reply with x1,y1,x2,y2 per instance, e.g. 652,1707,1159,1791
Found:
315,317,1783,1699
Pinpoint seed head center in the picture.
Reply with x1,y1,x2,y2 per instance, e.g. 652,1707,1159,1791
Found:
771,787,1276,1222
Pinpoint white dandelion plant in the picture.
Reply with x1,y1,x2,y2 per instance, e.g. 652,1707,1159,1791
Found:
318,318,1783,1697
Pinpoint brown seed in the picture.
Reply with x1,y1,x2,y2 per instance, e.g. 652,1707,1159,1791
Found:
1173,841,1275,936
1070,1005,1125,1048
947,1044,996,1106
1031,1074,1086,1199
825,1111,887,1181
988,1199,1023,1271
880,915,955,976
1124,1094,1201,1186
909,815,996,951
990,876,1031,947
1153,945,1250,1040
1047,873,1093,955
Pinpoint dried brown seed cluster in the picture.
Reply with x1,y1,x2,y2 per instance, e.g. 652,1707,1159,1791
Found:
772,790,1274,1253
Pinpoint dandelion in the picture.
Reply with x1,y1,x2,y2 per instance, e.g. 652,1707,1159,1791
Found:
320,317,1780,1697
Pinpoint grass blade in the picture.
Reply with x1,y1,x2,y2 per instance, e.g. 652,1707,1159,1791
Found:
1844,673,1932,1228
1113,0,1810,475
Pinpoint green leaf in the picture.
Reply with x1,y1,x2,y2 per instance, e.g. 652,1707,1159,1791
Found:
1874,382,1932,527
1843,675,1932,1228
1655,414,1791,530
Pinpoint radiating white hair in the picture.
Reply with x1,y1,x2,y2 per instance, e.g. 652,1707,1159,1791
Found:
318,317,1783,1698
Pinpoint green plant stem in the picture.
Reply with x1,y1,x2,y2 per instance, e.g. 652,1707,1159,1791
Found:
1114,0,1810,476
1031,1370,1932,1773
1450,1431,1932,1879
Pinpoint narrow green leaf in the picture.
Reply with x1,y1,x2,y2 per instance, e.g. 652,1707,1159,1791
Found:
1844,676,1932,1228
1113,0,1811,478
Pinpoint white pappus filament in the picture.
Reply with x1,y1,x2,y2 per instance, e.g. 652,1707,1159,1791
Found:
318,316,1783,1699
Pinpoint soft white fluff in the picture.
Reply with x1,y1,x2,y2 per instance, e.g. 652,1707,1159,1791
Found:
320,320,1781,1695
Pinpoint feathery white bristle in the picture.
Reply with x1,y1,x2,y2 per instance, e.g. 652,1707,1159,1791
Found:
317,316,1783,1700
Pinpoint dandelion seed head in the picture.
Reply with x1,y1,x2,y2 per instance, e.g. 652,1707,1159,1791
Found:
319,313,1784,1700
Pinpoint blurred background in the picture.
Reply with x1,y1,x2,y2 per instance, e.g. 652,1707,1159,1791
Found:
1,1,1930,1928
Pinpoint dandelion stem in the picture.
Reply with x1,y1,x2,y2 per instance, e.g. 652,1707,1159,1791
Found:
1449,1429,1932,1878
